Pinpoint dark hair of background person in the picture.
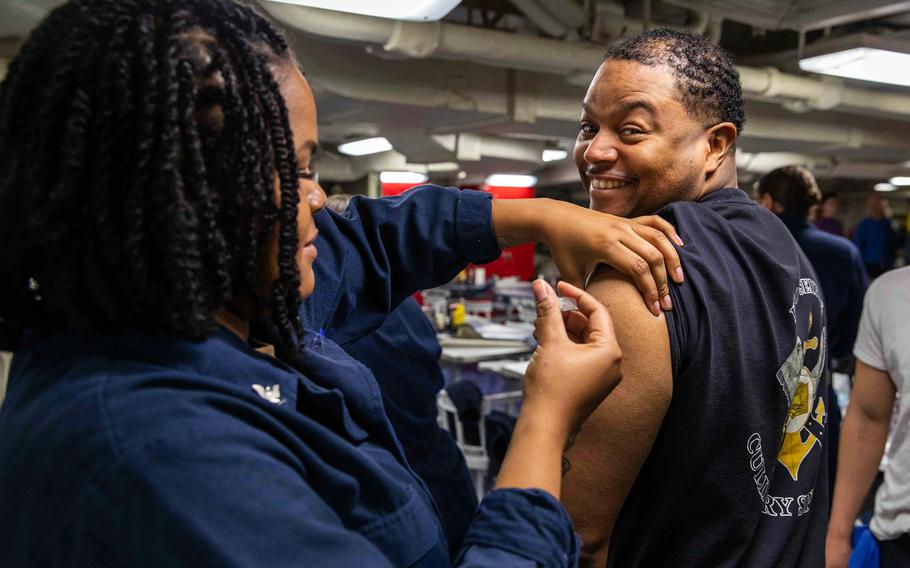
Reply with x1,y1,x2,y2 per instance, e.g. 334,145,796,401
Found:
604,28,745,142
821,191,838,204
756,165,823,219
0,0,306,350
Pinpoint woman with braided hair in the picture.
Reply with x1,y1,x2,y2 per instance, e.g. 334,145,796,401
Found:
0,1,685,565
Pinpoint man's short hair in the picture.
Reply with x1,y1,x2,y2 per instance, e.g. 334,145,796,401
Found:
756,165,822,218
604,29,745,135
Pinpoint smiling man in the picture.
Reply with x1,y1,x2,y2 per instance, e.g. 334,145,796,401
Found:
561,30,829,567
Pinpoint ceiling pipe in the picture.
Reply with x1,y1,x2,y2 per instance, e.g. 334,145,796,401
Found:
591,1,713,41
706,15,723,43
288,32,910,155
740,115,908,151
307,61,909,152
263,2,708,75
262,3,910,120
736,150,829,174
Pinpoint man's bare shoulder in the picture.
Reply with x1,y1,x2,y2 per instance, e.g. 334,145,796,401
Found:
563,266,674,564
586,265,672,345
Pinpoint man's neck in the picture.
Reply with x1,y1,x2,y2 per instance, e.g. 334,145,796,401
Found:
696,177,738,201
695,162,738,201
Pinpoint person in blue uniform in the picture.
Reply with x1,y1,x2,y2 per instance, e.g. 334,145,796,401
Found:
854,195,897,278
325,194,477,555
0,1,687,566
757,166,869,493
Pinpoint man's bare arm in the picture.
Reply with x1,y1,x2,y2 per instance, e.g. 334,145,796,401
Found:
826,359,897,568
561,267,673,567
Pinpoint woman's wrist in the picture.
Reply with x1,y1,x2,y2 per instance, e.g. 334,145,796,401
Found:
493,404,571,497
513,403,572,447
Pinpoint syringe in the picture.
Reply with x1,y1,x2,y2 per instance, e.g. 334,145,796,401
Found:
557,296,578,312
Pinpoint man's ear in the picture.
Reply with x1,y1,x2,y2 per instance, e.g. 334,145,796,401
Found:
758,192,774,211
704,122,737,176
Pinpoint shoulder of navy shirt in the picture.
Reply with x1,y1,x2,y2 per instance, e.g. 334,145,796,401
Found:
343,296,444,446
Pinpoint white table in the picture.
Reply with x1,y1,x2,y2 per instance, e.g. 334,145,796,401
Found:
440,345,533,364
440,342,533,382
498,360,530,381
477,359,530,381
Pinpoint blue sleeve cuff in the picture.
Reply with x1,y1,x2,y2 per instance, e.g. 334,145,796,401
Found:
460,488,580,568
455,190,500,265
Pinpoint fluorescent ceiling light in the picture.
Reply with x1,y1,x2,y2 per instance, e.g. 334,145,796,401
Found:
379,171,429,184
799,48,910,87
542,149,568,162
426,162,460,172
874,182,898,192
798,33,910,87
266,0,461,21
337,137,393,156
889,176,910,186
484,174,538,187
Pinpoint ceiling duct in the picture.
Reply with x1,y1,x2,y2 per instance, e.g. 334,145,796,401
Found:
662,0,910,32
263,2,910,122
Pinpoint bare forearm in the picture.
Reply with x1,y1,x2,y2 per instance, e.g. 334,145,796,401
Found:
494,411,568,499
829,409,890,538
491,198,554,249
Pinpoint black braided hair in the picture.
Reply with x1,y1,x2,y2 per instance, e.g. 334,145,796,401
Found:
0,0,305,350
604,29,745,136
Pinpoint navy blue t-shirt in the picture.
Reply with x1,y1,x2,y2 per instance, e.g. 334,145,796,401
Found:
607,189,829,568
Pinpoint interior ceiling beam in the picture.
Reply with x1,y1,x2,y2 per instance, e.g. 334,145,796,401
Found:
791,1,910,31
665,0,910,31
267,3,910,123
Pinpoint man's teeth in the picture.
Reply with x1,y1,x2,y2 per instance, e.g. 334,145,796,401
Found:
591,178,631,190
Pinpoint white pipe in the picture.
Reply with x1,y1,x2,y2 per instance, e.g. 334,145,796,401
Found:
290,34,909,152
741,115,907,150
736,150,826,174
706,15,723,44
310,62,908,152
263,3,910,120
